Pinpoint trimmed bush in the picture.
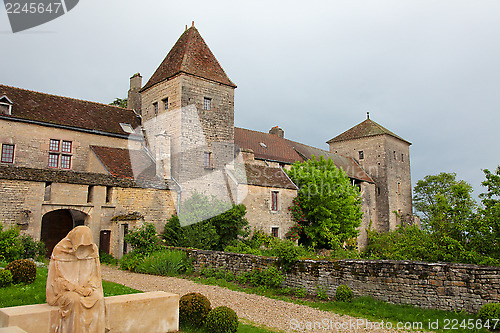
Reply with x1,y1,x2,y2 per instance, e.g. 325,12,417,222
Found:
6,259,36,284
204,306,238,333
478,303,500,322
179,292,211,328
0,269,13,288
335,284,353,302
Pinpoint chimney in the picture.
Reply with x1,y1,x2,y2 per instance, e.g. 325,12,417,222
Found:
127,73,142,114
269,126,284,138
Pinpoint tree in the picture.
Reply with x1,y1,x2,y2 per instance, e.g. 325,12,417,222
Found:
109,98,127,108
286,156,362,249
476,166,500,260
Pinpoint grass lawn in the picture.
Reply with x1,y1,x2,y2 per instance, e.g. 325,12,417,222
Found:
191,276,491,333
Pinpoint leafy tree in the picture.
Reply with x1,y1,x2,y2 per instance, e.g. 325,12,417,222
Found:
286,156,362,249
476,166,500,260
109,98,127,108
124,223,162,255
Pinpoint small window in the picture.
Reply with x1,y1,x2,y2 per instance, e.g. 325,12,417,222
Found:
44,182,52,201
153,102,158,115
271,227,279,238
87,186,94,203
271,191,278,211
61,141,72,153
393,151,396,159
1,144,14,163
377,187,381,196
106,186,113,204
398,182,401,194
259,142,267,148
0,95,13,115
120,123,135,134
401,153,404,162
163,98,169,111
122,223,129,255
359,151,364,160
203,97,211,111
49,139,60,152
204,152,213,169
60,155,71,169
48,153,59,168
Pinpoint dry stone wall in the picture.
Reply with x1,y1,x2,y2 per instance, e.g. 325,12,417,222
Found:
179,248,499,313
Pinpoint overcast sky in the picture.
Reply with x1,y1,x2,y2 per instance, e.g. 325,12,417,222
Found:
1,0,499,202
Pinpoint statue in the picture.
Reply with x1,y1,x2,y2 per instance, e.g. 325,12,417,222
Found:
46,226,105,333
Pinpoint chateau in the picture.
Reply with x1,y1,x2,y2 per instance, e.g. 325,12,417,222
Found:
0,25,413,257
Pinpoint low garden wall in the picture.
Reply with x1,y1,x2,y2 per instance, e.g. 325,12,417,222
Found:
179,248,500,313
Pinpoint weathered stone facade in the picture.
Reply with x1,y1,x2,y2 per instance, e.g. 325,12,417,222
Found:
179,247,499,313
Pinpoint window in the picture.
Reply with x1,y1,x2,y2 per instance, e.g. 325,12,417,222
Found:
377,187,381,196
271,227,279,238
122,223,129,255
120,123,135,134
48,139,72,169
393,151,396,159
271,191,278,211
48,153,59,168
87,186,94,203
203,97,211,111
401,153,404,162
204,152,213,169
163,98,169,111
0,95,13,115
153,102,158,115
359,151,364,160
106,186,113,204
1,144,14,163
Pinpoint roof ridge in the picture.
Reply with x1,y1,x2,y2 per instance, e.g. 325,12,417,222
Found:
0,83,135,114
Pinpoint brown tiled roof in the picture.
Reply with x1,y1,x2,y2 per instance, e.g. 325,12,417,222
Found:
327,118,411,145
234,127,304,164
230,163,297,190
90,146,158,181
286,140,374,183
0,84,141,136
234,127,373,182
142,26,236,91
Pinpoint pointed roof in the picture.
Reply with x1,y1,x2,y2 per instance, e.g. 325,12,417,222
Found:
327,118,411,145
142,26,236,91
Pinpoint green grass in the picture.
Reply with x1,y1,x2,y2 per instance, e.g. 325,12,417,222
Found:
0,265,141,308
190,276,491,333
180,321,280,333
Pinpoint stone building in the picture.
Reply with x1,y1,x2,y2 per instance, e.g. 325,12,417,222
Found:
0,24,413,256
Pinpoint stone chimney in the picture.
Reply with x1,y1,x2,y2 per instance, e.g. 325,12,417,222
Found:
127,73,142,113
269,126,284,138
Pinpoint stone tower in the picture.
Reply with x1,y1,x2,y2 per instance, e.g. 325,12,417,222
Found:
327,115,412,232
138,24,237,213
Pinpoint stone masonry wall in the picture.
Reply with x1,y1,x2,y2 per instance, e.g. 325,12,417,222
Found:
178,248,499,313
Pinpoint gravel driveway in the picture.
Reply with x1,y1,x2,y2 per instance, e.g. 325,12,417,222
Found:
101,265,418,332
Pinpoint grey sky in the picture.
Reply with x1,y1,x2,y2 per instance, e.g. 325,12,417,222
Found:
1,0,499,202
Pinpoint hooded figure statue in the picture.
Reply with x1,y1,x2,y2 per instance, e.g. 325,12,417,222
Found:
46,226,105,333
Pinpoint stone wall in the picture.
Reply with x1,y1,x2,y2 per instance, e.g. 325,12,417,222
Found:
179,248,499,313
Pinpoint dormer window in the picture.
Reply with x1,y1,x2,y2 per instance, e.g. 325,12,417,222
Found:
0,95,13,115
120,123,135,134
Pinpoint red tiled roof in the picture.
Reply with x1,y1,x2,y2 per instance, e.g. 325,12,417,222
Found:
234,127,304,164
230,163,297,190
234,127,373,182
327,118,411,145
142,26,236,91
0,84,141,136
90,146,157,180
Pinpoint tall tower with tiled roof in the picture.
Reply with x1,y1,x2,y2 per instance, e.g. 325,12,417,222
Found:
327,115,413,232
138,24,236,204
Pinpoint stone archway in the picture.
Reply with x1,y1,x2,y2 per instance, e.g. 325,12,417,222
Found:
41,209,88,256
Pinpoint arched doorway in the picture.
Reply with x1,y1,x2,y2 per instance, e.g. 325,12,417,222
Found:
41,209,88,256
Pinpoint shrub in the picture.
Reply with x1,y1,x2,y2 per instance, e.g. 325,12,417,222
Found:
99,251,118,265
135,250,192,276
204,306,238,333
119,252,144,272
335,284,353,302
269,238,300,271
315,285,329,300
200,267,217,278
179,292,211,328
124,223,162,255
6,259,36,284
294,287,307,298
0,269,13,288
19,234,46,260
478,303,500,322
0,224,23,262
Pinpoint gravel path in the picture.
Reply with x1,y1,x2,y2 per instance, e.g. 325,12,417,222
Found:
102,265,418,332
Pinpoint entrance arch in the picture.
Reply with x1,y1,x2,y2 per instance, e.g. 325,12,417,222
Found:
41,209,88,256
